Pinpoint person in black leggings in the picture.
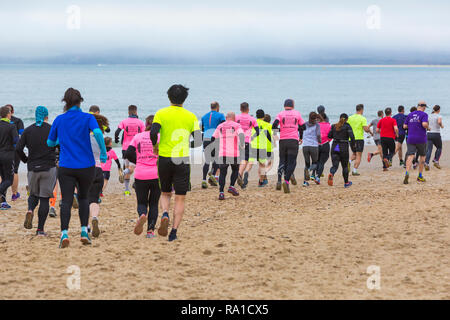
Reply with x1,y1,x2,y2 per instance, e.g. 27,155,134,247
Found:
327,113,356,188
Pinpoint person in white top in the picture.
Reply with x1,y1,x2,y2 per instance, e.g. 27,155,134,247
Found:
425,105,444,170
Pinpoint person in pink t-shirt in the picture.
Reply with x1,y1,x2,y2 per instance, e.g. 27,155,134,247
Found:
235,102,258,189
317,114,332,179
212,112,245,200
272,99,305,193
100,137,123,195
124,115,161,238
114,105,145,195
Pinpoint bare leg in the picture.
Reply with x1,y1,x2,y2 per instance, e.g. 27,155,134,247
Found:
90,203,100,219
173,195,186,229
160,192,172,213
102,179,108,192
12,174,19,195
354,152,362,169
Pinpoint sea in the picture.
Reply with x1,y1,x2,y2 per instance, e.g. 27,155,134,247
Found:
1,64,449,142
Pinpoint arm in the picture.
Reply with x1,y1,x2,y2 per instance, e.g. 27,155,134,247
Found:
394,125,399,137
114,128,122,144
15,132,28,163
298,124,306,140
347,125,356,149
316,124,322,144
115,159,121,169
150,123,161,146
363,125,371,133
328,126,334,140
124,145,137,164
438,117,444,128
422,122,429,129
238,133,245,149
93,128,107,163
104,125,111,133
272,119,280,130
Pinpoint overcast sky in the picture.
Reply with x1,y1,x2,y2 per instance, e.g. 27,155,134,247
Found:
1,0,450,60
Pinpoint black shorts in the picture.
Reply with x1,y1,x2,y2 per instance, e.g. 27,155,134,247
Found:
374,139,381,146
203,140,217,163
13,153,20,174
350,140,365,153
406,143,426,157
158,156,191,195
396,134,406,144
103,171,110,180
88,167,104,204
239,143,250,162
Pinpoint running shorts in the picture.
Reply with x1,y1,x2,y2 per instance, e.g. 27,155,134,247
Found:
27,167,57,198
239,143,250,162
350,139,365,153
103,171,111,180
158,156,191,195
406,143,426,157
88,167,104,204
374,139,381,146
396,134,406,144
249,148,269,164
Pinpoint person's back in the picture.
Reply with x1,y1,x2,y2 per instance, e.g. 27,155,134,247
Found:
302,122,321,147
118,117,145,151
214,120,243,158
428,113,441,133
371,118,381,141
319,122,332,145
235,113,257,143
0,119,17,160
202,110,225,140
378,116,397,139
347,113,367,140
130,131,158,180
19,123,56,171
405,110,428,144
393,113,407,136
251,118,272,151
276,109,304,140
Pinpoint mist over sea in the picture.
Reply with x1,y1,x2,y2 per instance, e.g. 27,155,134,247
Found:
1,64,449,141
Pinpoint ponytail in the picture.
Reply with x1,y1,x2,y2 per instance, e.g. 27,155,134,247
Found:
335,117,346,131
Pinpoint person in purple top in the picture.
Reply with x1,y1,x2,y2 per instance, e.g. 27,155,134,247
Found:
403,101,429,184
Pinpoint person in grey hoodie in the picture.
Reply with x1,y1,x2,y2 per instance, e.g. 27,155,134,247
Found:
300,112,322,186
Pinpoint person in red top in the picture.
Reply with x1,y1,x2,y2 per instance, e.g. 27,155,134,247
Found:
376,107,399,171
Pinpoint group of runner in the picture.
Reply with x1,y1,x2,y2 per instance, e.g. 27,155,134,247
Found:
0,86,443,247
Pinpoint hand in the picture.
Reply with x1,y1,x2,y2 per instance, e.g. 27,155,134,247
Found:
153,144,159,156
114,138,119,144
299,139,303,145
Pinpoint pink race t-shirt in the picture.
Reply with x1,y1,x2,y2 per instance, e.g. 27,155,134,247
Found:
275,109,305,140
235,113,257,143
101,149,118,172
212,120,244,158
129,132,158,180
118,117,146,150
319,122,332,145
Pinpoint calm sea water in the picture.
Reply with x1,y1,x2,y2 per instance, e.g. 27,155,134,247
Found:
1,64,449,140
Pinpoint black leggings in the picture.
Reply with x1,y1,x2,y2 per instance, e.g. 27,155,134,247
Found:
317,142,330,177
203,140,219,180
58,166,95,231
219,157,239,192
135,179,161,231
330,143,350,183
425,133,442,164
302,146,319,179
88,167,104,205
381,137,395,168
278,139,299,182
0,158,14,203
28,195,50,231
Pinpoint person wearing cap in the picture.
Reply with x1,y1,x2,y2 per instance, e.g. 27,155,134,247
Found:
16,106,57,236
403,101,429,184
347,104,370,176
272,99,305,193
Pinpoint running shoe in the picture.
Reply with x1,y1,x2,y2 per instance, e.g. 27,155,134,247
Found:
352,171,360,176
24,211,33,229
383,168,389,172
218,192,225,200
118,168,124,183
92,218,100,238
59,233,70,248
367,153,373,163
158,212,169,237
237,174,244,187
168,229,178,242
80,230,92,245
0,202,11,210
303,181,310,187
134,214,147,236
314,176,320,185
403,173,409,185
282,181,290,194
304,169,310,181
327,173,334,186
389,160,393,167
417,176,426,183
321,174,324,178
208,173,218,186
263,179,269,186
26,185,30,196
72,194,79,209
201,181,208,189
310,174,315,181
11,192,20,201
124,190,131,196
258,181,265,188
344,181,353,188
100,193,104,197
276,181,282,190
290,174,297,185
242,172,249,189
36,230,48,237
228,186,239,196
146,231,156,239
49,207,57,218
433,161,441,169
424,164,430,171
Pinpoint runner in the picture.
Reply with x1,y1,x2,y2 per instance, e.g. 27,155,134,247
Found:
403,101,429,184
0,105,19,210
425,105,443,170
5,105,24,202
47,88,107,248
263,113,276,182
316,114,332,180
299,112,321,186
125,115,161,238
16,106,56,236
212,112,244,200
347,104,370,176
101,137,123,195
393,106,407,167
89,105,111,133
272,99,305,193
87,114,110,238
367,110,384,166
150,84,202,242
200,101,225,189
376,108,399,171
249,109,273,187
115,105,145,196
236,102,258,189
327,113,355,188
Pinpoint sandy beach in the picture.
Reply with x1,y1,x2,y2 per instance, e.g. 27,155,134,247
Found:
1,142,449,300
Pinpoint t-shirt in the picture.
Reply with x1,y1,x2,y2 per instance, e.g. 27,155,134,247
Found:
101,148,118,172
129,132,158,180
235,113,257,144
319,122,332,145
153,105,200,158
0,120,19,160
377,116,397,139
370,118,381,140
201,111,225,140
251,119,273,152
118,117,145,151
428,113,442,133
212,120,244,158
347,114,368,140
393,113,407,135
405,111,428,145
48,107,100,169
275,109,305,141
